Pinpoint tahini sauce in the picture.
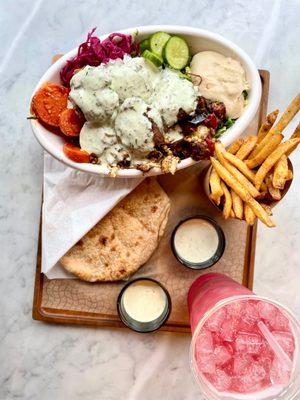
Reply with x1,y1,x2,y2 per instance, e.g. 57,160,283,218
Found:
69,56,198,168
174,219,219,263
191,51,249,119
122,280,167,323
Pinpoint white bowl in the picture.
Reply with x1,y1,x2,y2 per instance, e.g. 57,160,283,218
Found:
30,25,261,178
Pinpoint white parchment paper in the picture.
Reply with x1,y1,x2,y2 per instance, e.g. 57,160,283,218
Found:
42,153,143,279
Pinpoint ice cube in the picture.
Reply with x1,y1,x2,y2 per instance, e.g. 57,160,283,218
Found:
235,332,265,355
220,318,238,342
232,376,266,393
232,359,267,393
272,331,295,355
205,307,227,332
270,357,291,385
214,345,232,366
197,352,216,374
233,353,253,375
225,300,243,317
256,353,273,374
269,311,290,332
209,369,232,392
257,301,278,320
249,362,267,383
195,329,214,355
212,332,223,347
239,301,260,332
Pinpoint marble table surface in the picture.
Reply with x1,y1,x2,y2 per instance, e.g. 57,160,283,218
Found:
1,0,300,399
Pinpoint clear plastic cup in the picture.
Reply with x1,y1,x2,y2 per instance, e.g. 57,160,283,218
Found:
188,273,300,400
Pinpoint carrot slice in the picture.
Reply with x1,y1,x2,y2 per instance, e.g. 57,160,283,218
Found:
59,108,85,136
31,82,69,127
63,143,90,163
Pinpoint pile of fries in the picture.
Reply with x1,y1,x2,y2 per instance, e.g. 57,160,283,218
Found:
209,94,300,227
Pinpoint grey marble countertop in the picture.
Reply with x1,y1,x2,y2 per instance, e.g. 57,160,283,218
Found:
1,1,300,399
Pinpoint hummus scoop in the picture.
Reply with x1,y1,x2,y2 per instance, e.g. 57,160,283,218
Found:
191,51,249,119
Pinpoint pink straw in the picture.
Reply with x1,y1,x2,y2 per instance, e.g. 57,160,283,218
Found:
258,321,293,370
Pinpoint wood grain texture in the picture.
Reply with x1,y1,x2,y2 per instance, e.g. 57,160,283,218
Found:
32,70,270,333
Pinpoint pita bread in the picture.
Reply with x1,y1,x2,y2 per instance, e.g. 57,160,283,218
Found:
60,178,170,281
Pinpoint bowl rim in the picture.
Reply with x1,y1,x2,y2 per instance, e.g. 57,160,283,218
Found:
30,25,262,178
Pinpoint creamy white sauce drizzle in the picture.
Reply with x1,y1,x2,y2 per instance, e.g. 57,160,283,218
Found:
122,280,167,323
70,66,119,123
69,56,199,168
174,219,219,263
151,68,198,127
115,97,162,157
79,123,128,165
109,57,159,103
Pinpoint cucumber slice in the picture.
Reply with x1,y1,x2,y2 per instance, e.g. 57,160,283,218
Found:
163,36,190,70
142,50,163,68
149,32,171,57
138,38,150,52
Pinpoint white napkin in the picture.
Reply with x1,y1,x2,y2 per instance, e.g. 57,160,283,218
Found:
42,153,143,279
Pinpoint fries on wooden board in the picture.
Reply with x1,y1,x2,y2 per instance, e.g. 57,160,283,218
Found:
208,95,300,227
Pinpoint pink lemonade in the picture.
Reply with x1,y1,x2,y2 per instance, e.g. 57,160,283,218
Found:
188,274,300,399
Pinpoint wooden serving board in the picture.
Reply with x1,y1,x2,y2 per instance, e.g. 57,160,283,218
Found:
32,70,270,333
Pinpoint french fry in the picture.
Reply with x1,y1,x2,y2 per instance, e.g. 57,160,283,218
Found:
244,196,275,227
245,133,283,169
257,110,279,143
215,143,260,198
290,122,300,139
261,182,268,192
266,175,282,201
254,139,300,190
273,155,288,189
250,94,300,159
227,138,244,155
244,204,256,225
256,190,268,201
269,94,300,135
210,157,275,227
222,151,256,183
220,181,232,219
286,123,300,156
211,157,252,201
209,168,223,205
269,186,282,201
231,190,244,219
286,170,293,180
248,133,272,159
230,210,235,218
261,203,273,216
235,135,257,160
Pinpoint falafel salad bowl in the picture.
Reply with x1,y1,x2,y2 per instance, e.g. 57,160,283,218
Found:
29,25,261,177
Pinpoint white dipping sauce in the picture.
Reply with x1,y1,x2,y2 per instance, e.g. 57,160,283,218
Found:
122,280,167,323
174,219,219,263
